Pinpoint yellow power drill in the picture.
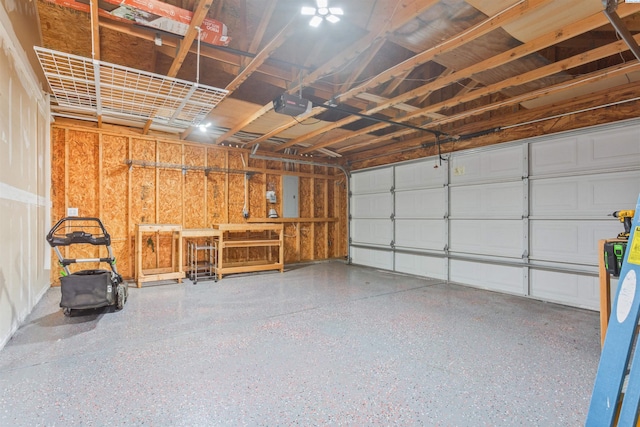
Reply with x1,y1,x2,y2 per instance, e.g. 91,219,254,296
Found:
611,210,635,239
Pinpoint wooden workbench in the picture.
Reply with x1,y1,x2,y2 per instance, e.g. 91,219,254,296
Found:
213,223,284,279
135,224,284,285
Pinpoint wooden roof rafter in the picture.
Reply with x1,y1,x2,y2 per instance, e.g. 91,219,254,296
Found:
142,0,215,134
213,0,440,148
240,34,334,151
98,20,238,65
413,67,454,106
197,15,298,141
424,60,640,129
337,38,387,95
380,68,414,97
89,0,102,126
239,7,394,151
294,3,640,154
334,0,556,106
294,0,440,94
301,33,640,154
345,77,640,167
242,0,277,68
34,0,640,166
89,0,100,60
273,0,555,153
340,78,477,155
224,16,297,92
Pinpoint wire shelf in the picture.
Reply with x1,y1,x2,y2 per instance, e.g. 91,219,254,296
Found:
34,46,228,129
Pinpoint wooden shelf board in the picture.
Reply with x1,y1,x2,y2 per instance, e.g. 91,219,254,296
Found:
221,239,281,248
214,223,284,231
246,218,338,223
218,263,283,275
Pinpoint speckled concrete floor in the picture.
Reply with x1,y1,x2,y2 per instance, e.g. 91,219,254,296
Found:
0,261,600,426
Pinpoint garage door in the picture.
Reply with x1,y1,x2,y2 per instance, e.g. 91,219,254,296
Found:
350,167,394,270
394,160,448,279
528,124,640,308
447,144,527,295
349,120,640,309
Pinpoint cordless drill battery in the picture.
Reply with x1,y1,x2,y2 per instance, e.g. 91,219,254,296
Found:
604,242,627,277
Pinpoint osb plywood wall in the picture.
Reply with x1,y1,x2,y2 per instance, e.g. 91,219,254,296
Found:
50,124,348,284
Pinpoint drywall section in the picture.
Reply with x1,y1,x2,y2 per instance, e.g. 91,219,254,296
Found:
50,124,348,283
0,2,51,349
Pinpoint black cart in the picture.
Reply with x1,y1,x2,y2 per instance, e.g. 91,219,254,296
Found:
47,217,128,316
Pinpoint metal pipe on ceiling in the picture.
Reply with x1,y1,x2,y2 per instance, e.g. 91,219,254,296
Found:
603,0,640,61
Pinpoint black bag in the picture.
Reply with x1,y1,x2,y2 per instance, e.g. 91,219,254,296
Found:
60,269,115,309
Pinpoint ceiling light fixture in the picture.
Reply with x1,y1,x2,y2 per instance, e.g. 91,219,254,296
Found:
198,122,211,132
301,0,343,27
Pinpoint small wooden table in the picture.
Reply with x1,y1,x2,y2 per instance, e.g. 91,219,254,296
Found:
135,224,184,287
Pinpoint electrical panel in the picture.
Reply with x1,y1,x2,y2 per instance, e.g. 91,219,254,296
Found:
283,175,299,218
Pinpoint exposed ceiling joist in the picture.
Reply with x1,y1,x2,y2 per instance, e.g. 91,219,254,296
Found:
142,0,215,134
33,0,640,167
295,4,640,153
215,0,441,147
335,0,556,104
275,0,556,153
242,0,277,67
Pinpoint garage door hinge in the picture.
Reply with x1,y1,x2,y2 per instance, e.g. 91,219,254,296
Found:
390,240,395,248
522,250,529,259
390,186,395,194
390,213,395,221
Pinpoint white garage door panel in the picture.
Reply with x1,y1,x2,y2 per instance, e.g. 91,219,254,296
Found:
530,179,579,213
591,127,640,166
395,188,446,218
530,269,599,310
351,247,394,270
450,259,523,294
351,193,393,218
395,161,446,189
449,219,523,257
530,171,640,216
450,182,523,218
351,168,393,193
450,145,523,184
529,220,621,264
351,219,392,246
530,136,578,175
395,219,446,250
395,253,447,279
530,125,640,175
